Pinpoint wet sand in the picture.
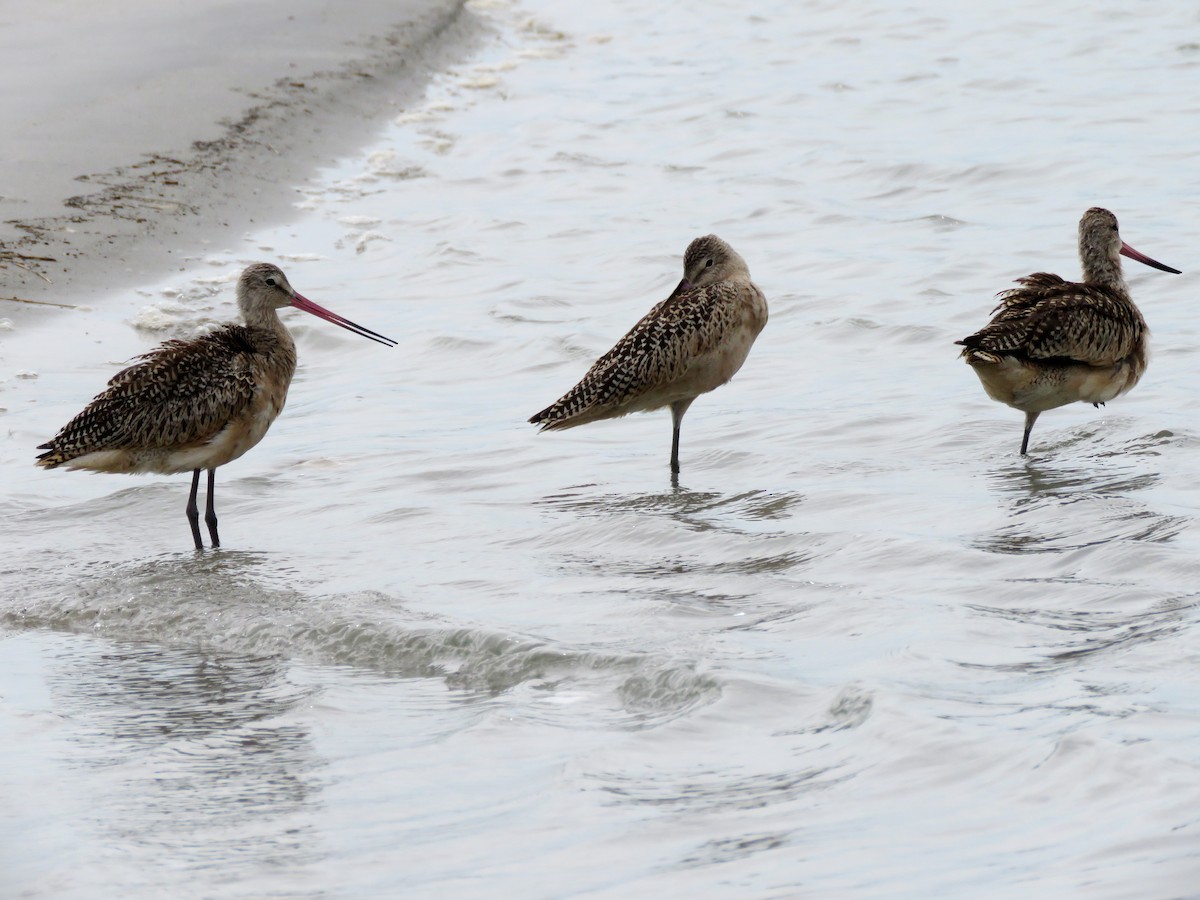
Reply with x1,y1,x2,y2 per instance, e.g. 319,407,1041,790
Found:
0,0,475,302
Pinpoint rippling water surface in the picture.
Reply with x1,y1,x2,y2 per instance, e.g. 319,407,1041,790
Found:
4,0,1200,896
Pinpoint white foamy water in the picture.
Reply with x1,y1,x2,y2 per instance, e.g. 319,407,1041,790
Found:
4,0,1200,896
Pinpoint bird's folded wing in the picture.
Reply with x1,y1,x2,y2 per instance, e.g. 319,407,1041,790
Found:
545,285,737,421
970,278,1142,366
45,332,259,455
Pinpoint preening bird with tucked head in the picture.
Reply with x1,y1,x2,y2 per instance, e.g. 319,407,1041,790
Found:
529,234,768,474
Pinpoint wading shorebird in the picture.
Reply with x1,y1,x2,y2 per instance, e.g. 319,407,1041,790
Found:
529,234,768,473
36,263,396,549
957,207,1180,455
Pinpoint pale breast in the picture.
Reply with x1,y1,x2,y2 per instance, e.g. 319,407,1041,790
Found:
634,281,766,408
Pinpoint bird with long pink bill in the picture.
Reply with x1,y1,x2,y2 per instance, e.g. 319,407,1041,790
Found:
36,263,396,549
957,207,1180,455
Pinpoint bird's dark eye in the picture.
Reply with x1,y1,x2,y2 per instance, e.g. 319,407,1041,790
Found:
705,258,714,268
265,277,278,287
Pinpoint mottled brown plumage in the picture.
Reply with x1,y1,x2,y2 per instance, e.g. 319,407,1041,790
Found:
957,208,1179,455
37,263,396,549
36,325,291,473
530,235,768,473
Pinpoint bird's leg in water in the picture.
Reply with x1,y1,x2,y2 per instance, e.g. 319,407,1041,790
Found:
186,469,204,550
205,468,220,548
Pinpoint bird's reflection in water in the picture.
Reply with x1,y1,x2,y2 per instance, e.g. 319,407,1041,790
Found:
973,431,1183,556
534,481,814,622
962,429,1192,679
539,481,805,530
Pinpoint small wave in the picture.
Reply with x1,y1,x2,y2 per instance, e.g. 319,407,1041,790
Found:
2,553,722,726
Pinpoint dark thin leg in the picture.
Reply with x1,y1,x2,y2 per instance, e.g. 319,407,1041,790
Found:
204,468,220,548
186,469,204,550
1020,411,1040,456
669,398,695,474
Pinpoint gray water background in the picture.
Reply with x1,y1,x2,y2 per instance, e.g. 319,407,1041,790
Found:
3,0,1200,896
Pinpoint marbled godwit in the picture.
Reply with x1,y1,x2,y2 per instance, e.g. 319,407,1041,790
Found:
529,234,768,473
957,207,1180,455
36,263,396,549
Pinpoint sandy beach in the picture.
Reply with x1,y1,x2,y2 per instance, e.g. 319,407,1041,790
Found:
0,0,473,301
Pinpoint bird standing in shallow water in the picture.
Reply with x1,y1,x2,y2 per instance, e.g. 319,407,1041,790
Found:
36,263,396,549
529,234,768,474
957,208,1180,455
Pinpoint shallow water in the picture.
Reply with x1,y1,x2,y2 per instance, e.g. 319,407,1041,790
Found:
4,0,1200,896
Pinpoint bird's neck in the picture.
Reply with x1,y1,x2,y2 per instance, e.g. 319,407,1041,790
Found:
1080,246,1126,293
242,304,290,338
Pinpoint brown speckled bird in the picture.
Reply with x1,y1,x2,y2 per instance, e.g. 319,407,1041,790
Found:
36,263,396,549
957,208,1180,455
529,234,768,473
